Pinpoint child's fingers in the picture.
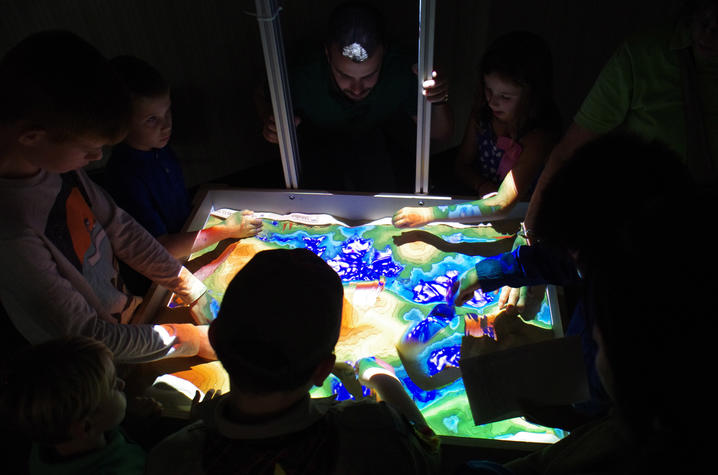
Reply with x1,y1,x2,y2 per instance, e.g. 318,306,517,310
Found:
498,286,511,308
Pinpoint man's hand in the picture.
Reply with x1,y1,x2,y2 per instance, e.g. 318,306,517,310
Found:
412,64,449,104
454,266,482,306
223,210,263,239
392,207,434,228
263,115,302,144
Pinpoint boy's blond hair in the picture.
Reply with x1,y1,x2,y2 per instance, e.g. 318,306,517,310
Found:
1,336,116,445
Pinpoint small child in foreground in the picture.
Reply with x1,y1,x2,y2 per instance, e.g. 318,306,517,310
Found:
146,248,440,475
1,336,146,474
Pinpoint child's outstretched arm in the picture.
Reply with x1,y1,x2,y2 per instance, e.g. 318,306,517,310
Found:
355,357,428,428
393,129,555,228
159,210,263,259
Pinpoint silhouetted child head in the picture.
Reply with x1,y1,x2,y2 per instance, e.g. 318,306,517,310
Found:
0,30,130,174
110,55,172,151
477,30,561,138
532,132,694,275
1,336,126,449
209,248,344,395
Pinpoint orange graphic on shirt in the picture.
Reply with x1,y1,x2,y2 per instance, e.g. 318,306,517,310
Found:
65,187,95,263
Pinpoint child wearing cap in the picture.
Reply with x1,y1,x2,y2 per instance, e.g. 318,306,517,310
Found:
146,248,440,474
0,31,214,362
1,336,146,474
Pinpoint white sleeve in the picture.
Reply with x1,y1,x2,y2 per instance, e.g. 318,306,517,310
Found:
0,232,174,363
78,171,207,303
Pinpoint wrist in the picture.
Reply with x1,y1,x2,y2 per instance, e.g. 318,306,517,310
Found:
361,367,399,382
431,206,448,220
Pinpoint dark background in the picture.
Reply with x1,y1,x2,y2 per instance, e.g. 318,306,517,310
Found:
0,0,683,189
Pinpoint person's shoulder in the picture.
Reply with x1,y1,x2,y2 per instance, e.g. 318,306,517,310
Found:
146,420,208,475
324,400,440,474
107,142,139,165
326,399,431,442
98,427,147,473
151,420,208,453
106,144,145,177
620,24,676,56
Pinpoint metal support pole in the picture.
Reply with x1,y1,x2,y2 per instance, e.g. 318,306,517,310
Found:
255,0,300,189
414,0,436,194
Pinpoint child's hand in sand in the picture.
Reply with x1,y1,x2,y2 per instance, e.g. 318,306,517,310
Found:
223,210,263,239
392,207,434,228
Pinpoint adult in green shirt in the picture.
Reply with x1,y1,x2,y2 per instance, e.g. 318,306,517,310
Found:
525,0,718,232
258,2,454,192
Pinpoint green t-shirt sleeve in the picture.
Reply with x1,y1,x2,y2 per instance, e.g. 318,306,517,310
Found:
574,42,634,133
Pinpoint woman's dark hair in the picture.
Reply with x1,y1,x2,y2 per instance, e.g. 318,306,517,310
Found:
476,30,561,139
326,2,386,60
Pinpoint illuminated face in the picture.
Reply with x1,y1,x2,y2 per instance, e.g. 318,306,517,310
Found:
326,44,383,102
692,3,718,58
17,133,108,175
125,92,172,151
483,73,524,126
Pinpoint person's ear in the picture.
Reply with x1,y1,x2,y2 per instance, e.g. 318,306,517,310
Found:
311,354,336,386
17,128,47,147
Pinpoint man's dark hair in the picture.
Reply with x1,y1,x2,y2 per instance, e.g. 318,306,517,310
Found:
209,248,344,394
110,55,169,98
326,2,386,60
0,30,130,142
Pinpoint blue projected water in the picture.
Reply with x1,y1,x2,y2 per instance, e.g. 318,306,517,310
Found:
196,217,561,443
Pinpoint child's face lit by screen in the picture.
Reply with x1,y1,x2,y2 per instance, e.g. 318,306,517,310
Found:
17,132,107,174
125,92,172,151
483,73,524,127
